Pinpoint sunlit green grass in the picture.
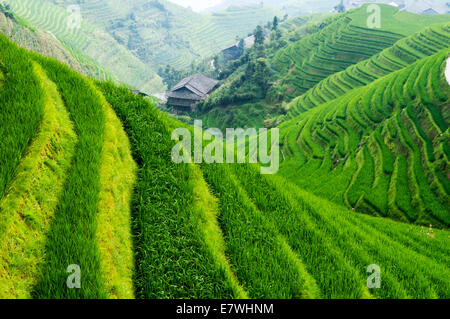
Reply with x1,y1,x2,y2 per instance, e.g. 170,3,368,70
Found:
229,163,449,298
201,162,321,298
1,25,449,300
92,83,137,299
0,35,44,203
97,82,236,298
190,164,248,299
0,62,77,298
30,54,107,299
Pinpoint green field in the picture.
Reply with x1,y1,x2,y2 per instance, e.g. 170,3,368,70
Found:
0,0,449,300
197,5,450,131
5,0,281,93
0,29,449,298
286,21,450,117
0,10,115,81
271,5,450,104
279,49,450,226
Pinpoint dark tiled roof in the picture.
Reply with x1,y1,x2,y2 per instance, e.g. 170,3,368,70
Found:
170,73,219,98
167,88,203,100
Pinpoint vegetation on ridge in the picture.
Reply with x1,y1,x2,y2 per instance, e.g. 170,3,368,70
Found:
279,49,450,227
0,4,449,300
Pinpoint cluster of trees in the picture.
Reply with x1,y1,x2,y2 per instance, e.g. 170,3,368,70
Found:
157,65,183,89
197,18,279,112
161,13,307,119
247,24,271,93
158,54,221,89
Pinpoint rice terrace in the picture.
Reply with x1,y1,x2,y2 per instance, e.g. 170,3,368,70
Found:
0,0,449,305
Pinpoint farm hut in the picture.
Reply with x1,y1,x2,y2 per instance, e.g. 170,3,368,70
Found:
167,73,219,113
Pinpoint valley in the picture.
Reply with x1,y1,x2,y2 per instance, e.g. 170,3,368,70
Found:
0,0,448,300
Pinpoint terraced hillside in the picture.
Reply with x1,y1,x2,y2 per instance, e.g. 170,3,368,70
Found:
287,22,450,117
205,0,338,15
270,4,450,103
196,5,449,132
6,0,164,93
6,0,280,93
0,10,115,81
277,12,331,34
279,49,450,227
1,32,449,299
195,14,321,131
45,0,280,71
0,33,136,298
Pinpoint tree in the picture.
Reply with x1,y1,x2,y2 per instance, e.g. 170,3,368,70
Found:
272,16,278,30
270,28,282,44
245,59,255,80
254,25,264,46
254,58,271,95
213,55,219,71
158,64,185,89
0,3,13,19
238,38,245,56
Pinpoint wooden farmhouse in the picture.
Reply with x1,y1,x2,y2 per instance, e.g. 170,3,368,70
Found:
167,73,219,113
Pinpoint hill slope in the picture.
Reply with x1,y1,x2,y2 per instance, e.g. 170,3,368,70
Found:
287,22,450,117
270,4,450,103
6,0,165,92
279,49,450,227
196,5,449,131
0,32,449,299
0,9,115,81
44,0,280,71
0,33,136,298
6,0,281,93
